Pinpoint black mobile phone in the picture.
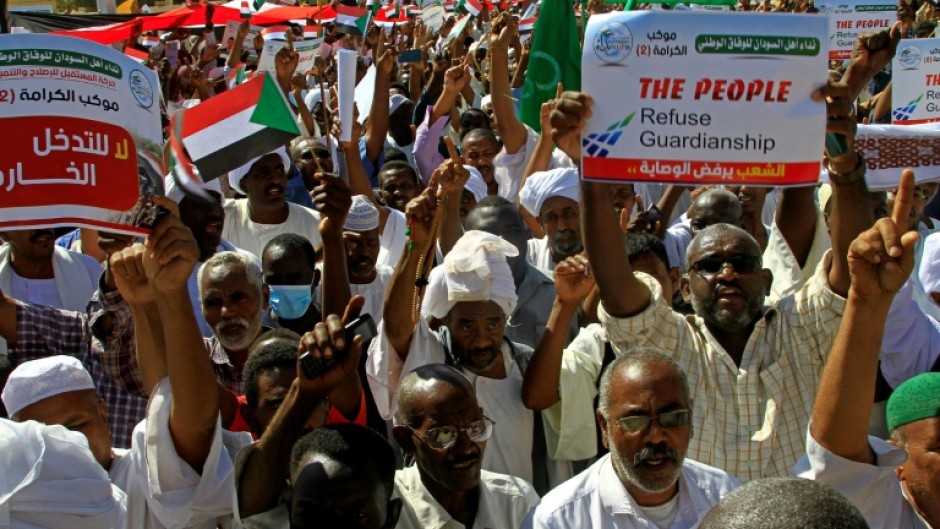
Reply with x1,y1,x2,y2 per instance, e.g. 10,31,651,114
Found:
299,314,377,378
398,49,423,64
645,204,663,224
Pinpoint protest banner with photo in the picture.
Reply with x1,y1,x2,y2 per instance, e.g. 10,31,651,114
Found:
816,0,895,60
221,20,263,56
891,38,940,125
581,11,827,186
820,123,940,189
258,31,324,75
0,34,163,235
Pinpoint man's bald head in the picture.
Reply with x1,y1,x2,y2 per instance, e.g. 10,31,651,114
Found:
689,189,743,233
396,364,476,428
686,223,762,272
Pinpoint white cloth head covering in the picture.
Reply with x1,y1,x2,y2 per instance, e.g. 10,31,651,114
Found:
421,230,518,319
163,173,223,203
227,148,292,195
920,232,940,298
0,419,127,529
2,356,95,418
518,167,580,217
463,165,487,202
343,195,380,231
389,94,411,116
480,94,492,109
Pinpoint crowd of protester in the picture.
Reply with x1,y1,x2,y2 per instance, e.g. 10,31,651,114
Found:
2,0,940,527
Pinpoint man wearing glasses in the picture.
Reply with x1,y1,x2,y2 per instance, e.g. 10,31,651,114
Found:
392,364,539,529
524,351,739,528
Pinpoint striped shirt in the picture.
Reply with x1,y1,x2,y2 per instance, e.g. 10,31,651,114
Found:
599,254,845,482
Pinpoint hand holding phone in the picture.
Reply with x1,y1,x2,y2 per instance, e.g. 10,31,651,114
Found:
299,314,376,378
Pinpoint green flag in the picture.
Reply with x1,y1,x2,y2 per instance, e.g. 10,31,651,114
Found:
519,0,581,133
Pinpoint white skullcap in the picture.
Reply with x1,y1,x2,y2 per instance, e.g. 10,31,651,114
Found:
343,195,380,232
480,94,492,108
389,94,411,116
920,232,940,299
304,85,330,112
464,165,487,202
421,230,519,319
227,148,292,195
163,172,223,203
518,167,580,217
0,419,127,529
2,356,95,417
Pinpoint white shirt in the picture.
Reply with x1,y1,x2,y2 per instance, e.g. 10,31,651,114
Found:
876,279,940,389
762,209,831,303
495,125,541,202
793,431,931,529
523,454,739,529
112,378,253,529
526,237,556,272
395,465,539,529
222,199,322,259
314,263,393,326
378,207,408,270
9,251,101,310
367,320,535,483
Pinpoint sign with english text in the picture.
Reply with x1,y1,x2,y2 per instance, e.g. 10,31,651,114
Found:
0,35,164,235
892,38,940,125
817,0,896,60
581,12,827,186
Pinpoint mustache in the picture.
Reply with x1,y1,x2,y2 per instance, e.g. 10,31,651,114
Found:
217,316,250,332
30,230,54,242
633,444,680,466
552,229,578,241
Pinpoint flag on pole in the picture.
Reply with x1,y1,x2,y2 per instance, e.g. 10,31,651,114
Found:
518,0,580,133
169,115,214,201
366,0,381,16
518,16,536,32
179,73,300,180
334,4,372,35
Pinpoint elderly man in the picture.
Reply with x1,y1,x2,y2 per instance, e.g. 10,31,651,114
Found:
524,351,739,528
519,168,582,271
0,200,247,528
392,364,539,528
793,171,939,528
223,148,322,259
549,75,878,481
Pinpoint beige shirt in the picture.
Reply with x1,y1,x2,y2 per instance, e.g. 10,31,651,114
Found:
599,254,845,482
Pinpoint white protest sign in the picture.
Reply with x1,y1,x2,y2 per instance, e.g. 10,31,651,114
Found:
820,123,940,189
891,38,940,125
816,0,895,60
355,65,376,124
258,37,324,76
581,11,827,186
0,35,163,235
337,49,357,142
421,4,446,33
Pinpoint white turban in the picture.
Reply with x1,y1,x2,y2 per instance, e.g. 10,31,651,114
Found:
463,165,487,203
227,148,292,196
0,419,127,529
343,195,380,232
421,230,518,319
518,167,580,217
390,94,411,116
163,173,223,203
920,232,940,299
2,356,95,417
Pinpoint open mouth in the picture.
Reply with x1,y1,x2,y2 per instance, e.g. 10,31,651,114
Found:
204,222,222,234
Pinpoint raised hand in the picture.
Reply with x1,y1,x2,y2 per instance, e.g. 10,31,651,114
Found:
275,31,300,90
815,81,859,175
550,91,593,163
847,169,920,301
142,196,200,293
109,245,154,306
433,136,470,197
295,296,365,398
405,179,442,248
443,56,472,93
554,254,596,306
843,23,902,98
313,172,354,240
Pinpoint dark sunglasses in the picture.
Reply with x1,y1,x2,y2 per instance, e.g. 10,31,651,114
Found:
691,254,761,276
617,409,691,434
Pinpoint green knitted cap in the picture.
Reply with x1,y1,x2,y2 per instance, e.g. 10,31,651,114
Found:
886,372,940,433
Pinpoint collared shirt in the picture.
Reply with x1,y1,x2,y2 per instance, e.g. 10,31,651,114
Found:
206,336,244,395
523,454,739,529
395,465,539,529
599,255,845,481
10,294,148,449
792,430,932,529
762,209,831,303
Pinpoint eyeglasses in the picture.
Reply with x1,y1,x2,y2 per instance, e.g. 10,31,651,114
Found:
616,409,691,434
409,417,495,450
691,254,761,277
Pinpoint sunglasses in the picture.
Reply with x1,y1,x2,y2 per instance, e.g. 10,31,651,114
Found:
691,254,761,277
409,417,494,450
616,409,691,434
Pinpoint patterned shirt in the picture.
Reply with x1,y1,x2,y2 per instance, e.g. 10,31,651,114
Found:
599,254,845,482
10,290,148,449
